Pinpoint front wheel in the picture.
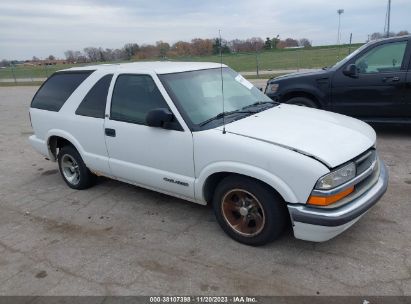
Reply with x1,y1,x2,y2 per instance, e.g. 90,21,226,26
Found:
212,176,287,246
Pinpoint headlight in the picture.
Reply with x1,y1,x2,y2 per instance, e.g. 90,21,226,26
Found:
315,162,356,190
308,162,356,206
267,83,279,93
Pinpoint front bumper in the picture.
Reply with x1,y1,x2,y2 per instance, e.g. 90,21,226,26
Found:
287,159,389,242
265,92,280,102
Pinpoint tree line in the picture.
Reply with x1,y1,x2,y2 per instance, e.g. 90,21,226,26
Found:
2,29,408,67
369,30,409,41
62,36,312,64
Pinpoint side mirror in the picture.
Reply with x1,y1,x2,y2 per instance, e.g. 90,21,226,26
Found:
343,64,358,78
145,108,173,128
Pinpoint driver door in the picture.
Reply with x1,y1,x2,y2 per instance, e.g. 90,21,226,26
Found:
104,73,195,199
331,39,410,118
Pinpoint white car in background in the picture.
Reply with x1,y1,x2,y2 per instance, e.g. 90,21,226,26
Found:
29,62,388,246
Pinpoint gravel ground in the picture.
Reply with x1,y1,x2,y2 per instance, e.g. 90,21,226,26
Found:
0,86,410,296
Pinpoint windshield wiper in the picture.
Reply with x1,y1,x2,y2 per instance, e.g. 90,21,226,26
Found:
242,101,274,110
199,110,257,127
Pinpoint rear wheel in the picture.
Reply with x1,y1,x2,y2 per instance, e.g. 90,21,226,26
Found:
213,176,287,246
286,96,318,108
57,145,96,190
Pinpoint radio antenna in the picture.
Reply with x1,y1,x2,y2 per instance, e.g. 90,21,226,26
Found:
219,29,226,134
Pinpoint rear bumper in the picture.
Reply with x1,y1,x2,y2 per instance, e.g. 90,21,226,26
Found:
288,159,388,242
29,135,50,158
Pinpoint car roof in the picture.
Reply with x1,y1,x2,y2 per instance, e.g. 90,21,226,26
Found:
60,61,226,74
367,34,411,46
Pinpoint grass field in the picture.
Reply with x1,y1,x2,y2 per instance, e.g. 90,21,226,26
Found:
171,44,361,71
0,43,362,82
0,64,84,80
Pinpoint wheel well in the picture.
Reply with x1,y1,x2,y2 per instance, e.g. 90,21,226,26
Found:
280,91,321,108
203,172,285,205
48,136,73,160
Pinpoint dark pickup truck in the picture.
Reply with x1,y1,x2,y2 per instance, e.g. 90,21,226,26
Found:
265,35,411,123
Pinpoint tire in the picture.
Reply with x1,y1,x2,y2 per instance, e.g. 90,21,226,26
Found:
57,145,96,190
286,96,318,108
212,175,287,246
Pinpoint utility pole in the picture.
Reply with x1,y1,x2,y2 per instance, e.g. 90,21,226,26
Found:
337,9,344,60
337,9,344,45
255,45,260,78
348,33,353,54
11,64,17,84
386,0,391,37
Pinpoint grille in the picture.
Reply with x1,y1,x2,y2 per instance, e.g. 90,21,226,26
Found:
355,149,377,176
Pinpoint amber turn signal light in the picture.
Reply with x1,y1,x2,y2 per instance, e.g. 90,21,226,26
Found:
307,186,354,206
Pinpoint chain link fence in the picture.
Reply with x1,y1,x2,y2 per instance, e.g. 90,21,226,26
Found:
174,45,361,77
0,45,361,84
0,63,64,84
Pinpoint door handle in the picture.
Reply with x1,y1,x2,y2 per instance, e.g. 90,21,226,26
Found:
105,128,116,137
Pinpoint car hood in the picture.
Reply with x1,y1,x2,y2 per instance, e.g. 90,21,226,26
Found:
222,104,376,168
270,69,329,82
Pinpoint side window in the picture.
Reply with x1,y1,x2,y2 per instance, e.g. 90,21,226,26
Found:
31,71,93,111
355,41,407,74
76,74,113,118
110,74,169,125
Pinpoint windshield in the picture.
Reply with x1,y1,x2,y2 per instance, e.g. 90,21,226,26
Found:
159,67,274,130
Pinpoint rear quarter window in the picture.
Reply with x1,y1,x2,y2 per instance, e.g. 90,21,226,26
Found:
75,74,113,118
31,71,94,111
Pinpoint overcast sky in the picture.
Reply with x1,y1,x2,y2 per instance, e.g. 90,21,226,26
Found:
1,0,410,60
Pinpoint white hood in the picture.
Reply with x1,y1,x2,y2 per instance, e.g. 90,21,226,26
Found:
223,104,376,168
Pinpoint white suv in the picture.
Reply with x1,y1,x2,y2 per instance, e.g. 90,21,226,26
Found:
29,62,388,246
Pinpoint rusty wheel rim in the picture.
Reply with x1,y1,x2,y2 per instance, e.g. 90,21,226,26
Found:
221,189,265,237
